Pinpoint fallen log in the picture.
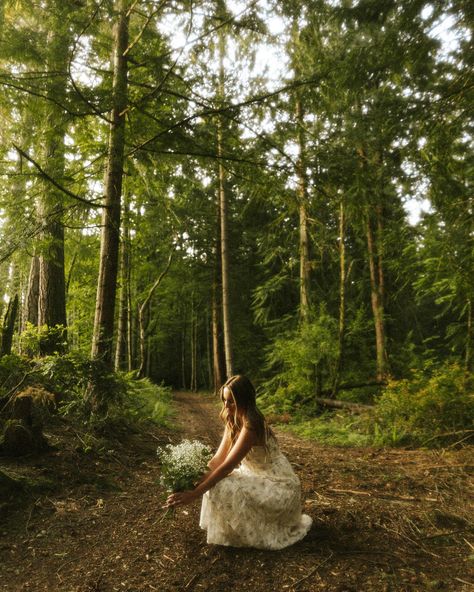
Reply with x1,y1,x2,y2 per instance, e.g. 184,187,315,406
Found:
324,380,386,398
299,381,385,409
314,396,372,413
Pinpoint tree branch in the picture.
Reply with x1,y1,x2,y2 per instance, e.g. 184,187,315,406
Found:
127,75,322,158
139,250,174,319
0,77,100,117
123,2,166,56
138,250,174,377
13,146,105,209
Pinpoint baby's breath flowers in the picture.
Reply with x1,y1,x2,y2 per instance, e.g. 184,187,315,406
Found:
157,439,213,492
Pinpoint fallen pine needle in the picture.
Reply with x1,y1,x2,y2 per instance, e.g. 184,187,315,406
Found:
290,552,334,590
185,573,200,589
463,538,474,551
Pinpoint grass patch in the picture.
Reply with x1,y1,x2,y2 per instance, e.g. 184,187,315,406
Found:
274,412,372,447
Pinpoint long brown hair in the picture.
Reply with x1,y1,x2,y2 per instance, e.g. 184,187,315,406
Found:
219,375,270,447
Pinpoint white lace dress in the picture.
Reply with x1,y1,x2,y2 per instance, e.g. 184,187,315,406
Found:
199,435,312,549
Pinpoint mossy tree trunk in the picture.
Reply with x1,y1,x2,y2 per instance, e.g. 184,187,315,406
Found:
37,0,73,355
91,0,129,369
0,294,18,356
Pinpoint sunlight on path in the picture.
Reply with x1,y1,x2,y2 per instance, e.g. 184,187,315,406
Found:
171,391,222,448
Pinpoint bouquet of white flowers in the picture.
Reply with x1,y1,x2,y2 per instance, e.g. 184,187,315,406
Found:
157,439,213,492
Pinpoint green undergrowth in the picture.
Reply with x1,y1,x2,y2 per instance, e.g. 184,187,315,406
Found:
0,350,174,429
59,376,174,454
371,364,474,447
0,349,175,460
275,412,372,447
124,378,174,427
262,363,474,448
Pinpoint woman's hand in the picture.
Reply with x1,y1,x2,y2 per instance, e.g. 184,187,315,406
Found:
164,490,198,508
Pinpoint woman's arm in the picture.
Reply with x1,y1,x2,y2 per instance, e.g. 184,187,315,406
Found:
165,426,256,507
192,427,230,486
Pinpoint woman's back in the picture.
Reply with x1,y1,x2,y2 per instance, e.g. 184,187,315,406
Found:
242,433,300,482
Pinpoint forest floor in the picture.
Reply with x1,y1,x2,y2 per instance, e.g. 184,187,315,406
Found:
1,391,473,592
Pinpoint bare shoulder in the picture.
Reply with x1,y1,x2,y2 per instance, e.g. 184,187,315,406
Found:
239,424,259,446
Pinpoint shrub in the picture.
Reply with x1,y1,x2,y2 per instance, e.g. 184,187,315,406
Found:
372,363,474,446
0,354,31,395
124,378,173,426
19,323,67,357
260,310,338,413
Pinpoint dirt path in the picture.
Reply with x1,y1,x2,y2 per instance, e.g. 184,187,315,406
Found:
1,391,473,592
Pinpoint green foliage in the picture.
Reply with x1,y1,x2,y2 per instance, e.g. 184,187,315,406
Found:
372,364,474,446
1,0,473,451
56,358,129,423
124,378,173,427
0,353,30,395
19,323,67,357
261,311,338,410
0,346,173,447
278,412,371,447
36,352,91,394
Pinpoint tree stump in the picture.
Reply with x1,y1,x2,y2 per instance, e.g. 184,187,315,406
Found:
0,389,52,456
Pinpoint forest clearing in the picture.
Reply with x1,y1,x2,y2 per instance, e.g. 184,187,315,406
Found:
1,1,474,590
1,391,473,592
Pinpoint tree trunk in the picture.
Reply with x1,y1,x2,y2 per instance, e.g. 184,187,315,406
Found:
206,306,212,390
181,310,187,390
366,213,388,382
217,23,234,379
218,126,234,378
146,331,152,377
212,278,225,393
114,196,131,371
376,203,385,304
127,282,133,372
1,295,19,356
212,152,225,394
24,255,40,328
190,296,197,392
332,198,347,397
66,252,78,296
137,253,172,378
315,396,372,413
91,0,129,368
138,306,147,379
37,6,71,354
296,95,311,322
38,217,66,347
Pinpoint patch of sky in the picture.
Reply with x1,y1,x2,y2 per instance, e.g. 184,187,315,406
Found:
70,36,104,88
427,12,469,60
399,158,432,225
